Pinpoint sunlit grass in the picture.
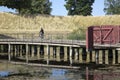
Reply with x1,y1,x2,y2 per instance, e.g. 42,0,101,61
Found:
0,12,120,35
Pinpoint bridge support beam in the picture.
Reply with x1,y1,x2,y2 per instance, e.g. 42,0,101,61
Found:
12,45,16,58
89,51,92,62
0,45,1,53
60,46,64,61
37,45,40,59
69,46,73,66
82,48,87,63
47,45,50,65
53,46,57,60
26,44,28,63
8,44,11,62
102,50,106,64
67,47,70,61
1,44,4,53
20,45,23,57
75,48,79,61
108,49,113,64
40,45,44,58
17,45,20,57
95,50,99,64
72,48,75,61
17,45,19,56
31,45,35,57
115,50,118,64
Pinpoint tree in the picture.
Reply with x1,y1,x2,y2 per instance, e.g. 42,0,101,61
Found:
20,0,52,15
64,0,95,16
104,0,120,15
0,0,52,15
0,0,31,13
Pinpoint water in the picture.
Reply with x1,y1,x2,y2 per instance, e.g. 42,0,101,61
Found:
0,71,10,77
2,66,120,80
0,68,85,80
49,68,83,80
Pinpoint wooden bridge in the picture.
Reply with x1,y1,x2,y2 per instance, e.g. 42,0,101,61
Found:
0,33,119,66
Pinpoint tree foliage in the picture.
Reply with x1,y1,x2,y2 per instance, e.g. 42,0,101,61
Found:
64,0,95,16
0,0,52,15
20,0,52,15
104,0,120,15
0,0,31,13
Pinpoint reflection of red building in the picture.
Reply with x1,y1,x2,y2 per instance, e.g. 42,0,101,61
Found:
93,71,120,80
86,25,120,51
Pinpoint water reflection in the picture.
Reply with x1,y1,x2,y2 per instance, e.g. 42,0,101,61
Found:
50,69,67,80
49,68,82,80
0,67,84,80
0,71,10,77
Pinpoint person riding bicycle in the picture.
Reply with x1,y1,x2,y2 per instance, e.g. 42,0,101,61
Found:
39,28,44,39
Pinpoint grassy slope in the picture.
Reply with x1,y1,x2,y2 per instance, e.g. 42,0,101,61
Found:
0,12,120,34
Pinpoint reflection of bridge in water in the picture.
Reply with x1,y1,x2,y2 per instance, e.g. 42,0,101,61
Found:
0,33,120,67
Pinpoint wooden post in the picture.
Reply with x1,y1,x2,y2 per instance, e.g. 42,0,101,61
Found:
37,45,40,59
95,50,99,64
60,46,64,61
102,50,105,64
1,44,4,53
82,48,87,63
89,51,92,62
108,49,113,64
47,45,50,65
70,46,73,66
20,45,23,57
72,47,75,60
8,44,11,62
13,45,16,58
15,45,18,56
26,44,28,63
10,45,13,57
14,45,17,57
64,47,68,61
53,46,57,59
17,45,20,56
67,47,70,61
31,45,35,57
56,47,60,61
40,45,44,58
0,45,1,53
115,50,118,64
77,48,80,61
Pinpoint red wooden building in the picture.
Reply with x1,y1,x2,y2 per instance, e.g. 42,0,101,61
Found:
86,25,120,50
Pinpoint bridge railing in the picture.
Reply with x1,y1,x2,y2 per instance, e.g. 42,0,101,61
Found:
0,33,82,40
0,33,85,45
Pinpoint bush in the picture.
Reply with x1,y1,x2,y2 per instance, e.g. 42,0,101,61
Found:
67,28,86,40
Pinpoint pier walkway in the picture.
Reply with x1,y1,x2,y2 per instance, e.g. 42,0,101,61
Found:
0,33,119,66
